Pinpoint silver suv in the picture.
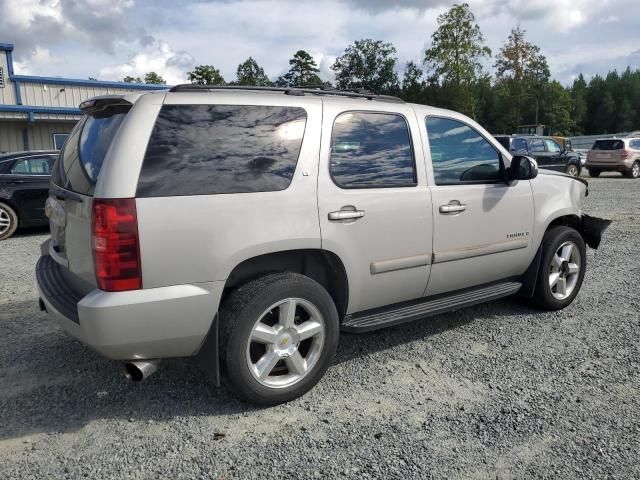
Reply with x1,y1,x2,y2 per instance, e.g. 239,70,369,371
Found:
586,138,640,178
36,86,610,405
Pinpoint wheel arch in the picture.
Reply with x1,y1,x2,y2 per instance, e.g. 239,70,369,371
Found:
222,249,350,319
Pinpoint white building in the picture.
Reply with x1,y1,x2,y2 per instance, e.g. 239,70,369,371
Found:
0,42,165,153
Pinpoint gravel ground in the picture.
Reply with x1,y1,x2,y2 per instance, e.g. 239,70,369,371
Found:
1,174,638,479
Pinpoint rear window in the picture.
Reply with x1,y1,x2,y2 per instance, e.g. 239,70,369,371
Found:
52,105,130,195
136,105,307,197
592,140,624,150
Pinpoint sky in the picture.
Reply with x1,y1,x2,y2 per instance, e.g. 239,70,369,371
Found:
1,0,639,86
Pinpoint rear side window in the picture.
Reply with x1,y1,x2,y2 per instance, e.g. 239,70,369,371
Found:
529,139,545,153
52,105,130,195
329,112,415,188
512,138,528,152
137,105,307,197
11,155,54,175
592,140,624,150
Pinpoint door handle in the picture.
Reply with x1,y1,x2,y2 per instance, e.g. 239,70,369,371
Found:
328,209,365,221
439,202,467,214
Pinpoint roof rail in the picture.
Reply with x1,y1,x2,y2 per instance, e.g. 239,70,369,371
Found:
168,84,405,103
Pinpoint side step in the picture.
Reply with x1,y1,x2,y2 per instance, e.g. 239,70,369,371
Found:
341,281,522,333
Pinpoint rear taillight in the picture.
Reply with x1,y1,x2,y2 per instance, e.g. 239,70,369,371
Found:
620,150,630,159
92,198,142,291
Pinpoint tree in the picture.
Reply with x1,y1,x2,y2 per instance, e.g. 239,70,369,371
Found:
235,57,272,86
144,72,166,85
570,74,588,134
422,3,490,116
424,3,490,88
187,65,225,85
401,61,424,103
494,26,550,130
123,75,142,83
277,50,323,87
542,81,575,135
331,38,399,94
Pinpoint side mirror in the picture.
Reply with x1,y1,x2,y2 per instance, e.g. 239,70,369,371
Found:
509,155,538,181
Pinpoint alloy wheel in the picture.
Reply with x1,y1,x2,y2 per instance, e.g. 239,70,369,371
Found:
0,207,11,236
632,163,640,178
549,241,581,300
246,298,325,388
567,165,579,177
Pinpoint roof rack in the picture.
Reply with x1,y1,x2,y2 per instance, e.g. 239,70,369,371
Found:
167,84,405,103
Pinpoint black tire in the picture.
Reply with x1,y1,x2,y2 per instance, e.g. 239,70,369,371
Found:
565,164,580,177
531,226,586,310
219,273,339,405
624,161,640,179
588,169,601,178
0,202,18,240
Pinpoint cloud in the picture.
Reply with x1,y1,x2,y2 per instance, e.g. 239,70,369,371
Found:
98,40,195,84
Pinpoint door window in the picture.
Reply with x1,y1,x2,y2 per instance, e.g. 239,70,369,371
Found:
329,112,416,188
544,139,561,153
11,156,53,175
425,117,501,185
528,139,545,153
512,138,528,152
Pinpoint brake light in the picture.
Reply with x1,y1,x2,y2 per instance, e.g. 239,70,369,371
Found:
92,198,142,291
620,150,630,159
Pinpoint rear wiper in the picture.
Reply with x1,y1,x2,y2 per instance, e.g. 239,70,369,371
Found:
49,185,83,203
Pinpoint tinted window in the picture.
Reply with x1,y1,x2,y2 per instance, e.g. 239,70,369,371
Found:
53,133,69,150
137,105,307,197
544,139,561,153
529,139,545,153
495,136,510,150
53,106,130,195
330,112,415,188
592,139,624,150
11,156,54,175
425,117,501,185
512,138,528,152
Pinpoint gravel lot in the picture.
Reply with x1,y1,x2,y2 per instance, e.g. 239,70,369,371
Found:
1,174,638,479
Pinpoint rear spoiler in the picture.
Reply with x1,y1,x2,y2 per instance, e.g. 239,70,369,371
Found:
79,96,135,117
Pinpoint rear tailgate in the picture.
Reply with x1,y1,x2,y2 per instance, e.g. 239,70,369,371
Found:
47,98,132,287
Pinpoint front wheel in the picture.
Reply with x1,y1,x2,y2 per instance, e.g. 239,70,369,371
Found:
219,273,339,405
565,164,580,177
531,226,586,310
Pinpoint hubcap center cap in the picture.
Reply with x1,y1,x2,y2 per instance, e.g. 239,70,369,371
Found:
275,329,299,357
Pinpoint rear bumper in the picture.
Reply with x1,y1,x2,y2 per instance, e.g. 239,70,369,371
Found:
36,254,224,360
585,160,632,170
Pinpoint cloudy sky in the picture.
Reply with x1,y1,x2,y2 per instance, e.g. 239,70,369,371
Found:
2,0,639,86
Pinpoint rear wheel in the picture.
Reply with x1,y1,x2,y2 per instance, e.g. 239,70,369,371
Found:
588,168,601,178
219,273,339,405
531,226,586,310
0,202,18,240
624,161,640,179
565,164,580,177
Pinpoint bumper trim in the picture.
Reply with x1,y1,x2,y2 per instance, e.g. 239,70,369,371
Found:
36,255,83,324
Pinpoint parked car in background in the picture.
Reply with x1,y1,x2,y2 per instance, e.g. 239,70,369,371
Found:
586,138,640,178
0,150,58,240
494,135,582,177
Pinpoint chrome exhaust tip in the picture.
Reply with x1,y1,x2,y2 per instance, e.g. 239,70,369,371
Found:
124,360,160,382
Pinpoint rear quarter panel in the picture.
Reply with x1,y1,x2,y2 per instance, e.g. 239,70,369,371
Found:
134,93,323,288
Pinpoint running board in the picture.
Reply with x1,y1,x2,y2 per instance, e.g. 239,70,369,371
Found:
341,281,522,333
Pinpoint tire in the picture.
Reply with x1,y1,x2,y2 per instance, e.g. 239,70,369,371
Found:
624,161,640,179
219,273,339,405
565,164,580,177
0,202,18,240
531,226,586,310
588,169,601,178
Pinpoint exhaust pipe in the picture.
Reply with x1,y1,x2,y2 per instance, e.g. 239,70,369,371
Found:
124,360,160,382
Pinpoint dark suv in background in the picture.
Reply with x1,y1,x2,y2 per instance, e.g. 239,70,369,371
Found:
0,150,58,240
494,135,582,177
